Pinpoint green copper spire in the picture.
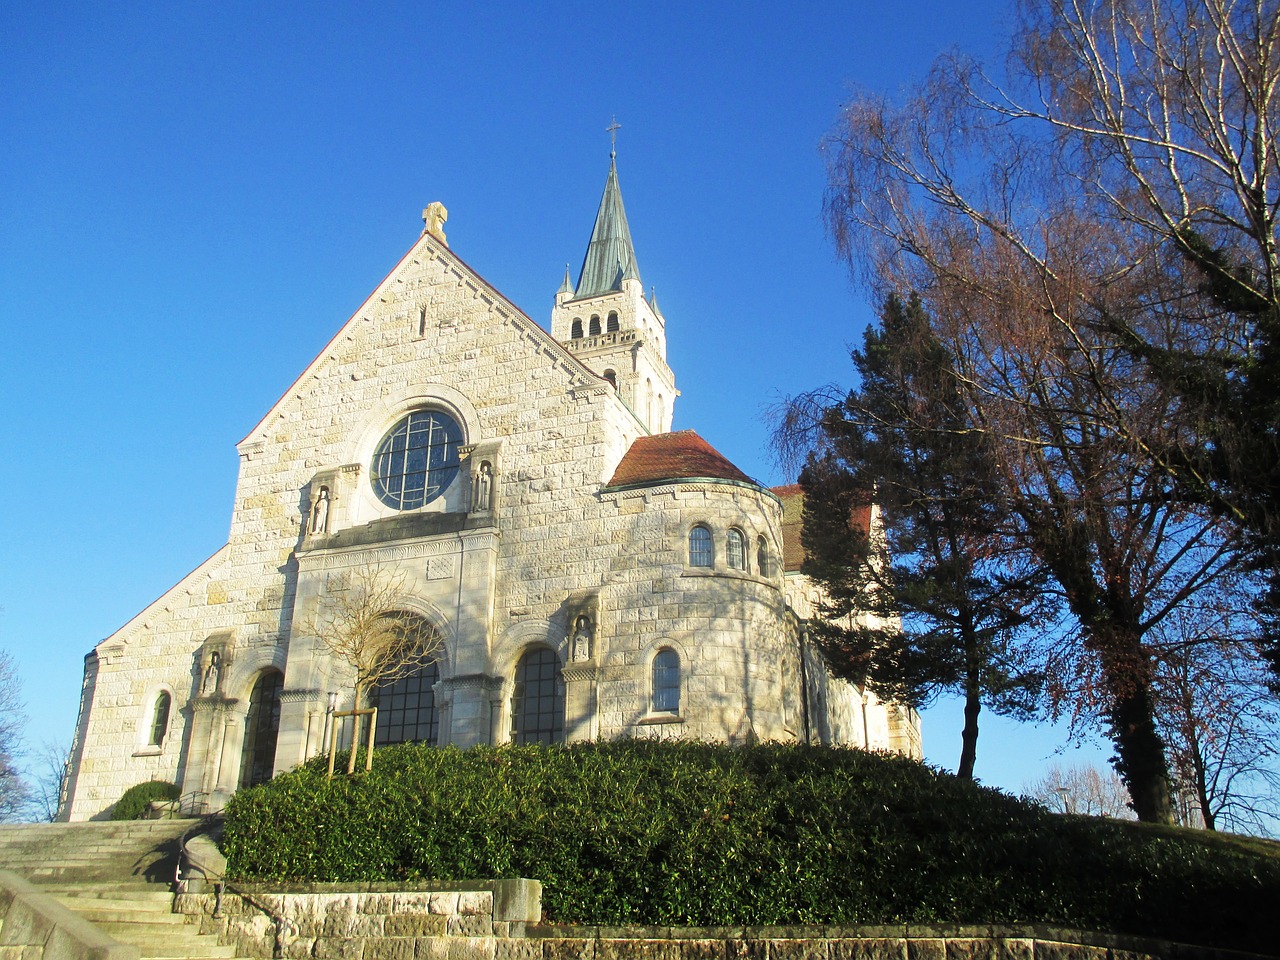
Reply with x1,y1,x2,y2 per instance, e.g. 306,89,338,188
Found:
573,154,640,299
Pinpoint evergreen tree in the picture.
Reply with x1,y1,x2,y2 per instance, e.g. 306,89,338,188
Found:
798,294,1048,780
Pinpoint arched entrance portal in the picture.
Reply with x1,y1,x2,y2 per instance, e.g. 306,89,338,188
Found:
239,669,283,788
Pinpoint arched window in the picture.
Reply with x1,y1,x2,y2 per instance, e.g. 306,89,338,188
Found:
646,378,654,429
603,369,617,388
148,691,171,747
370,410,463,510
374,659,440,746
239,670,283,789
571,318,583,339
689,525,713,567
589,315,601,336
607,311,619,332
757,536,769,577
652,649,680,714
657,394,665,431
510,647,564,745
727,528,746,570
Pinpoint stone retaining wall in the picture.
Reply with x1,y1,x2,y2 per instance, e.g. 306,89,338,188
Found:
174,884,1272,960
175,880,540,960
0,870,137,960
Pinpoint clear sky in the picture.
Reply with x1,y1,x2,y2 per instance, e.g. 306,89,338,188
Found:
0,1,1111,799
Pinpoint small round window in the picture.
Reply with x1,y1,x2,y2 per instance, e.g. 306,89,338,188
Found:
370,410,463,510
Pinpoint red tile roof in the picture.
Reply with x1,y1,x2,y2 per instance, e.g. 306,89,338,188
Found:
606,430,757,488
770,484,871,573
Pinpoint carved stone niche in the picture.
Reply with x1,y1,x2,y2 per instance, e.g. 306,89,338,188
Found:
304,469,343,539
563,592,600,664
461,440,502,517
196,632,235,700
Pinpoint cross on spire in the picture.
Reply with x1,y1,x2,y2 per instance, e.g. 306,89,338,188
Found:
607,116,621,158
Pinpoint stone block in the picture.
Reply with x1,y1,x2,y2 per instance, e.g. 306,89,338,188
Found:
994,940,1033,960
907,942,945,960
767,940,827,960
315,938,365,960
448,937,497,960
397,893,436,914
430,894,461,916
457,893,493,917
829,940,907,960
380,939,421,960
945,941,997,960
726,941,769,960
542,939,596,960
282,936,318,960
447,915,493,938
1031,946,1105,960
388,915,448,938
494,938,541,960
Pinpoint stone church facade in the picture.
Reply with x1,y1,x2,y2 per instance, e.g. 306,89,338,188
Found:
62,157,921,821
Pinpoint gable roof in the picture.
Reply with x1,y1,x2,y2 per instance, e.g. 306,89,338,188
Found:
572,156,640,299
606,430,757,489
237,229,607,448
770,484,871,574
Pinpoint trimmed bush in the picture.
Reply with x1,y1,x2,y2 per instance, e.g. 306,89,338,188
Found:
111,779,180,821
222,741,1279,953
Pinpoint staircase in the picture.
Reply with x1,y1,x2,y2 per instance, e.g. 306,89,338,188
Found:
0,820,254,960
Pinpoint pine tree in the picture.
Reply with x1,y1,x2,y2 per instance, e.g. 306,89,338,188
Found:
798,294,1049,779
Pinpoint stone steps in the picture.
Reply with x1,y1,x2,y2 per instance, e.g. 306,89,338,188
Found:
0,819,256,960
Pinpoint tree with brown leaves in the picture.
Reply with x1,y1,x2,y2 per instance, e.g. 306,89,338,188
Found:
819,0,1275,823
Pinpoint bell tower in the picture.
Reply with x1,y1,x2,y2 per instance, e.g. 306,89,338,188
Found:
551,143,677,434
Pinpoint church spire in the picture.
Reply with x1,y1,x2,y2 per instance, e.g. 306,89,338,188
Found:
573,152,640,300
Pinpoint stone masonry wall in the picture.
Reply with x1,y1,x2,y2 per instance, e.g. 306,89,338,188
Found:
173,885,1249,960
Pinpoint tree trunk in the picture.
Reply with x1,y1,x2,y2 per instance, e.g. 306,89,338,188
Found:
1098,639,1173,824
957,669,981,781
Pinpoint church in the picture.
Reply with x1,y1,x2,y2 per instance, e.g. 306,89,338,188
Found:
62,154,921,820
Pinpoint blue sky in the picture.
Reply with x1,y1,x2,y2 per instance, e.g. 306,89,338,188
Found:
0,1,1110,797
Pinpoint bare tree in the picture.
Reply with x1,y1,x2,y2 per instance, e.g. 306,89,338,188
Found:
0,649,29,822
820,0,1272,824
1024,763,1136,818
304,562,445,750
24,740,71,823
1148,599,1280,834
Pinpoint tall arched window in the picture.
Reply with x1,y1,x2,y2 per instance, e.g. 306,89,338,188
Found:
652,648,680,714
148,691,171,747
689,525,713,567
374,659,440,746
607,311,619,332
239,670,283,788
571,318,583,339
757,536,770,577
727,528,747,570
510,647,564,745
589,315,601,336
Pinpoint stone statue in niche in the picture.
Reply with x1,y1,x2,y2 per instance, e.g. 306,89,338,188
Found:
474,461,493,512
570,615,593,662
310,486,330,535
202,651,221,696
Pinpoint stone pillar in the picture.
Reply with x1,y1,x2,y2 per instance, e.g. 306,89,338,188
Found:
562,662,599,742
185,698,230,807
438,674,504,747
276,688,320,773
212,714,244,807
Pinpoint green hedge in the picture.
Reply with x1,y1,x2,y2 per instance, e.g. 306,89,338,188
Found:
111,779,180,821
222,741,1278,953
